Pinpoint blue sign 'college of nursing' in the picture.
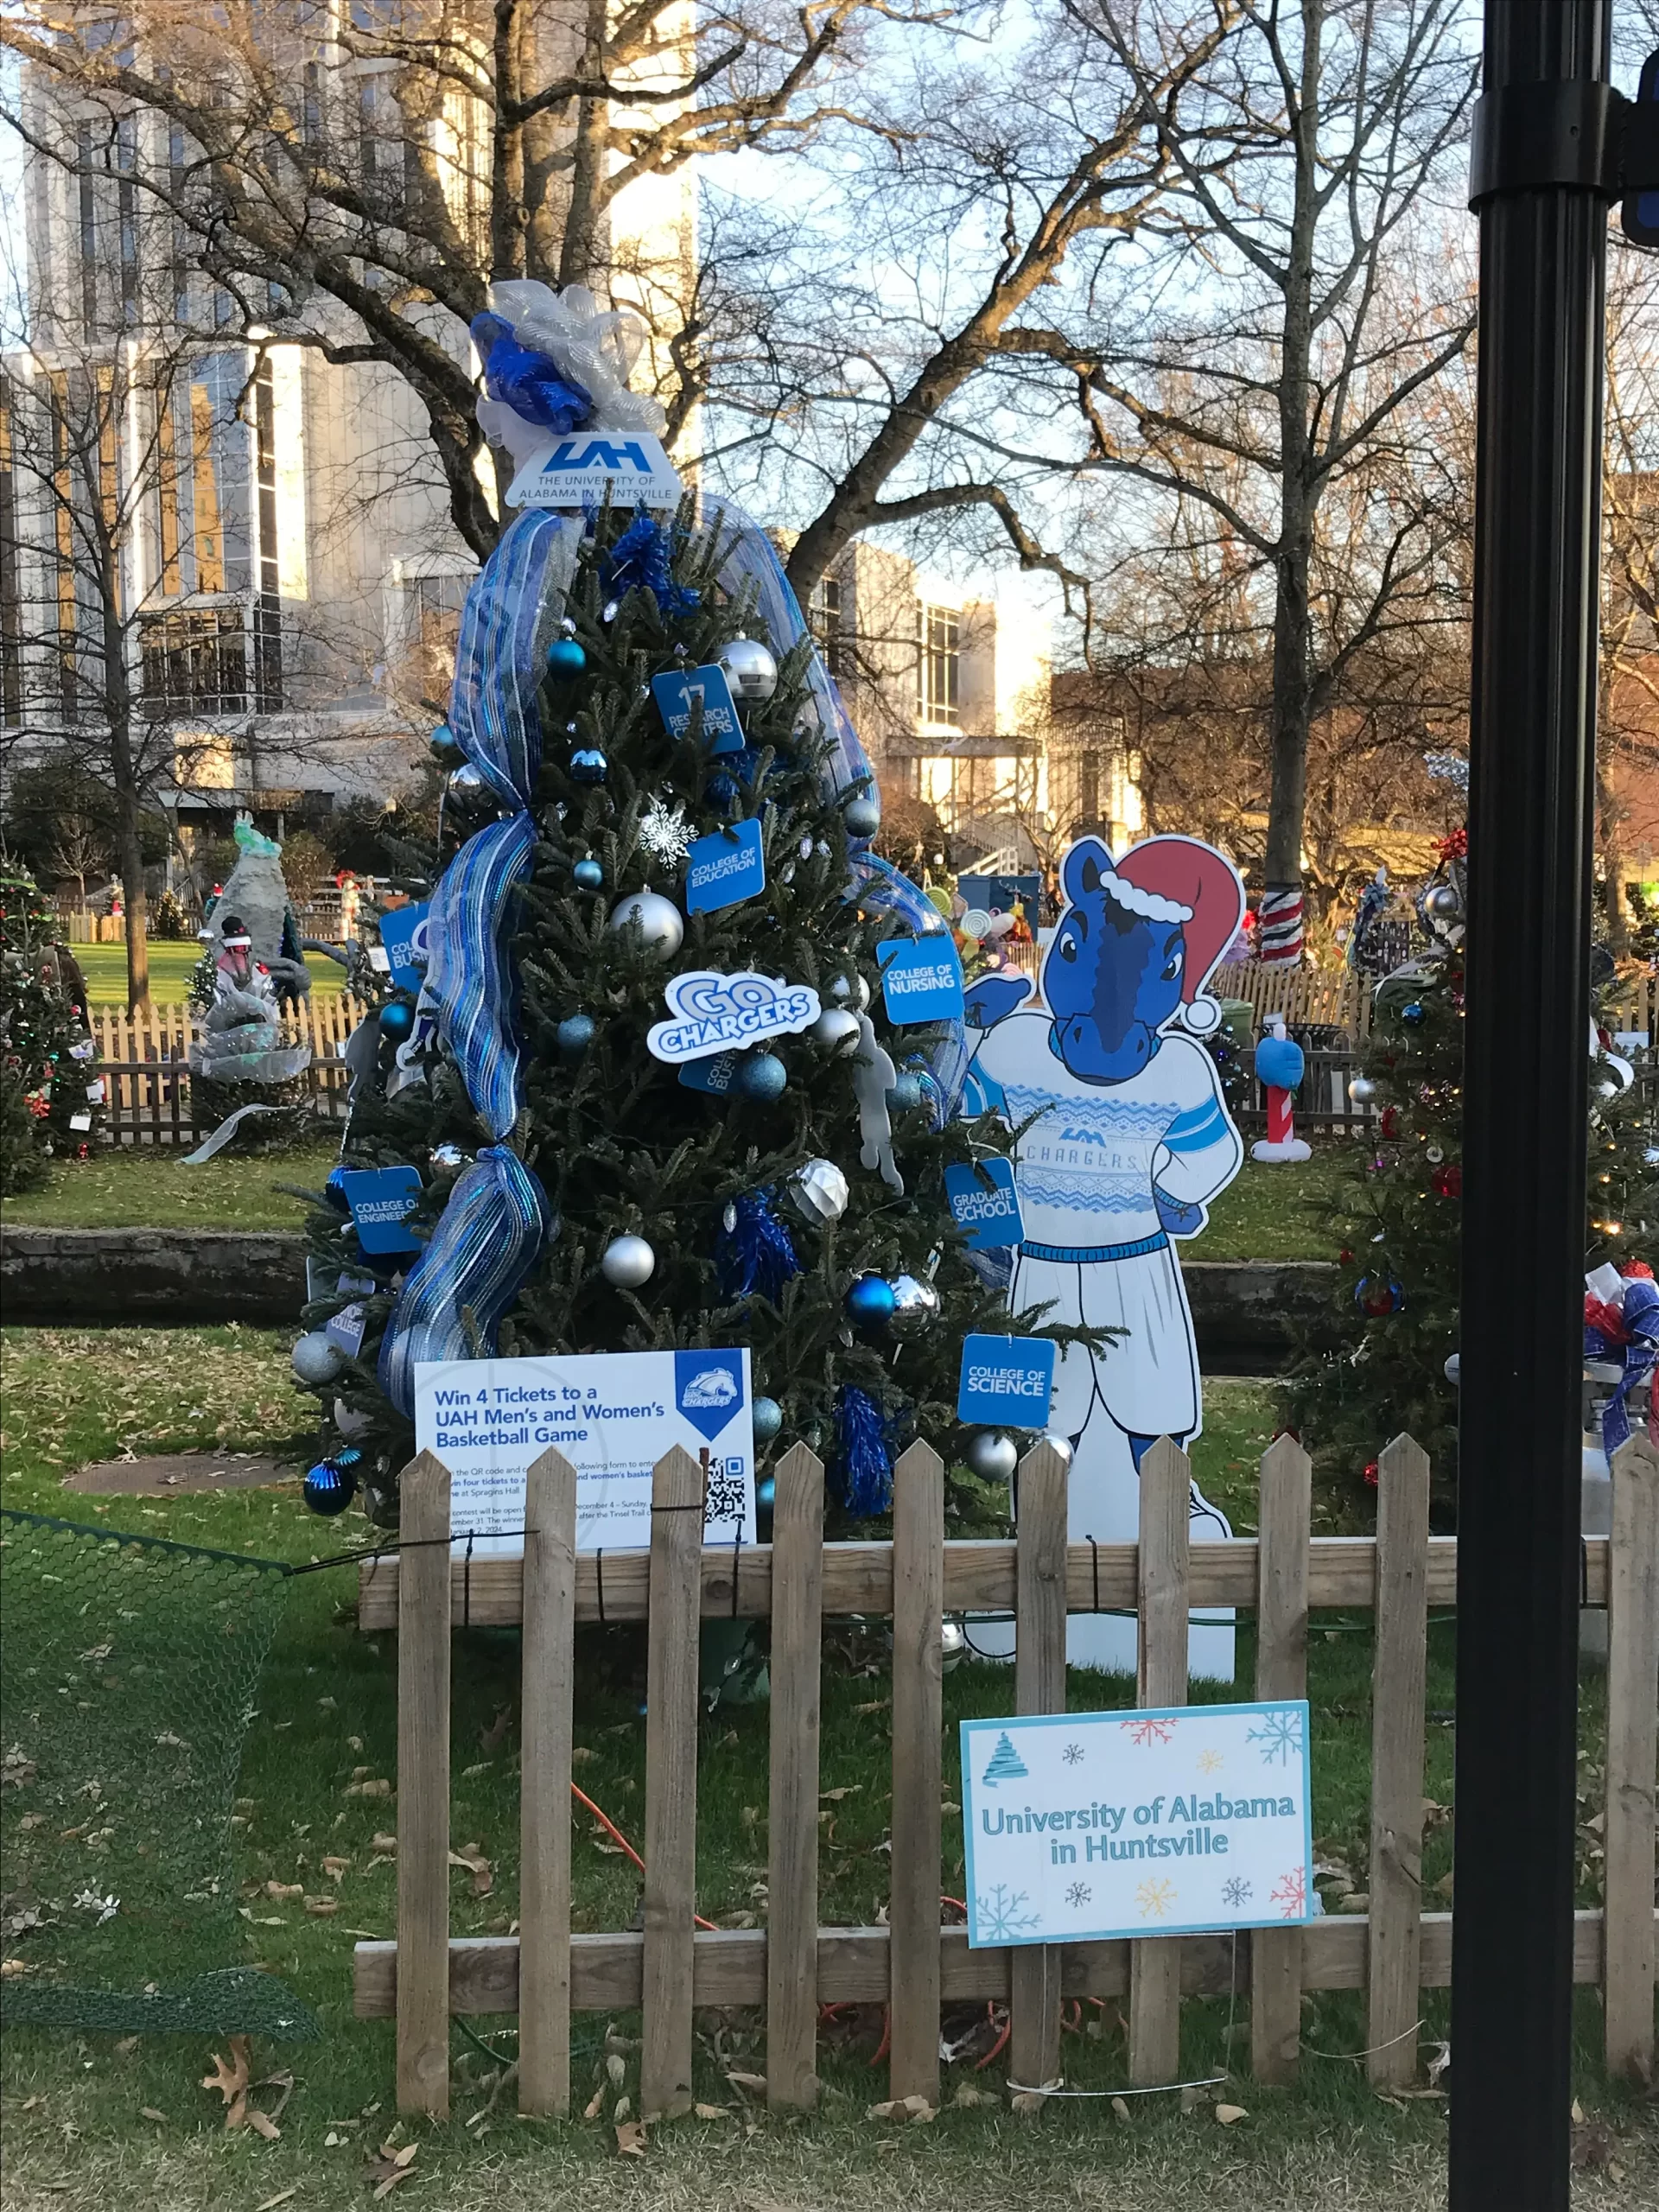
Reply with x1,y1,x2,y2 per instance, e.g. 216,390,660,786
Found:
957,1333,1056,1428
877,936,965,1026
650,664,744,753
944,1158,1026,1251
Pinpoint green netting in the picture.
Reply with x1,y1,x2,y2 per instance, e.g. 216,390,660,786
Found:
1,1510,318,2038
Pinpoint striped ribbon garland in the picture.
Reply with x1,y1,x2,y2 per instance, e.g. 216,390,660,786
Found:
1257,883,1305,966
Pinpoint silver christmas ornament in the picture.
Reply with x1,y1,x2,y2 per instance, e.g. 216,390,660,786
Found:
429,1143,467,1170
447,762,487,798
786,1157,849,1227
1035,1431,1074,1468
719,635,779,702
292,1331,346,1386
1426,1144,1444,1165
1348,1074,1378,1104
843,796,881,838
964,1430,1019,1483
810,1007,862,1057
887,1273,941,1338
600,1234,657,1289
1444,1352,1461,1385
607,890,683,958
940,1618,967,1671
829,973,872,1012
1425,883,1463,920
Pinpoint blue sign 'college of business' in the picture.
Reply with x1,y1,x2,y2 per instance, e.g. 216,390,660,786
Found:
651,664,744,753
685,820,766,914
506,428,684,512
944,1158,1025,1251
957,1333,1056,1428
377,900,431,995
877,936,964,1026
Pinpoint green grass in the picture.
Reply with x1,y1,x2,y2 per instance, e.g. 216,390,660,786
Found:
1,1141,340,1230
1185,1152,1349,1263
2,1329,1642,2209
73,941,349,1004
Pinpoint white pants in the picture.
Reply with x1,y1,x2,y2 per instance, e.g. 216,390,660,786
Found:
968,1242,1235,1681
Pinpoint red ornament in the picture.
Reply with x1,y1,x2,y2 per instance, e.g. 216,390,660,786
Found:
1624,1262,1656,1283
1363,1459,1380,1488
1380,1107,1400,1139
1431,1162,1463,1198
1436,827,1468,862
1338,1247,1354,1264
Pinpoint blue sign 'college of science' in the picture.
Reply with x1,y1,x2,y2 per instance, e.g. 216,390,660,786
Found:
957,1334,1056,1429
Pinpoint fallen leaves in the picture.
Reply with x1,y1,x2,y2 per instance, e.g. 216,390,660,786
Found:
365,2140,419,2198
1215,2103,1249,2125
614,2120,649,2158
448,1841,493,1897
198,2037,292,2138
253,2190,300,2212
345,1777,391,1799
867,2094,937,2123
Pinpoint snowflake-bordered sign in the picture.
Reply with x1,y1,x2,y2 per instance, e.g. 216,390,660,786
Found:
1270,1865,1307,1919
1248,1707,1306,1767
975,1884,1041,1942
1197,1747,1224,1775
1221,1876,1254,1910
1065,1881,1092,1909
1135,1876,1177,1921
1062,1742,1085,1766
1120,1715,1178,1749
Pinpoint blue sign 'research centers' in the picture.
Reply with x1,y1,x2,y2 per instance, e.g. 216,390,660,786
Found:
957,1333,1056,1428
340,1166,424,1255
877,935,964,1025
685,820,765,914
944,1158,1025,1251
651,664,744,753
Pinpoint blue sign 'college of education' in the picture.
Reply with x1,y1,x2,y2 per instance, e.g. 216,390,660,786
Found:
877,936,964,1026
944,1158,1026,1252
957,1334,1056,1429
651,664,744,753
685,819,766,914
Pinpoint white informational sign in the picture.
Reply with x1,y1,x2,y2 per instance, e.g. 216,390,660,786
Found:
959,1701,1313,1947
414,1350,756,1556
505,429,684,512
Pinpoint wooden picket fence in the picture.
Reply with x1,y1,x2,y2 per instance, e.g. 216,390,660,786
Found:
352,1431,1659,2119
84,996,371,1144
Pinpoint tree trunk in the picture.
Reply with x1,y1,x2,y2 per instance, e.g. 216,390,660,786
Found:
1595,676,1629,957
557,0,612,289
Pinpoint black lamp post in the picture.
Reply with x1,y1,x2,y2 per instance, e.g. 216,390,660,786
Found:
1455,10,1657,2209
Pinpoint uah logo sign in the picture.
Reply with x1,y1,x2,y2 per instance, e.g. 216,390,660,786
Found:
647,969,822,1065
674,1351,747,1443
506,429,683,512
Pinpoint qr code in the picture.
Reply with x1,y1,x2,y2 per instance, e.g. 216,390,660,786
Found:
702,1460,747,1531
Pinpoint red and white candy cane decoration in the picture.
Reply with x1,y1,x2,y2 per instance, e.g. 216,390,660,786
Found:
1256,882,1304,965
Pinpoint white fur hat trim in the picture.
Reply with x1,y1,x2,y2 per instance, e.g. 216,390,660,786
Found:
1098,868,1194,926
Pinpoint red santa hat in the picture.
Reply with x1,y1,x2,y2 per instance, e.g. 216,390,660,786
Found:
1112,836,1245,1037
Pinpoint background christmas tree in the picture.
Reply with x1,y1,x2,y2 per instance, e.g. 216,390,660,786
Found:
294,502,1018,1529
0,856,102,1193
1284,837,1657,1520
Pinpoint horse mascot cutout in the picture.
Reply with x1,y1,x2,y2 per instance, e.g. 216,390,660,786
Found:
963,834,1247,1677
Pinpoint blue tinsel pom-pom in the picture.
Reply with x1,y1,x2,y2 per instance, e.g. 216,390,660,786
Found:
324,1164,351,1212
716,1192,801,1303
835,1385,893,1516
600,512,700,618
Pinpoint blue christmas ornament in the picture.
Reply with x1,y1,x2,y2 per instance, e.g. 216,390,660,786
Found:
886,1071,925,1114
573,858,604,891
557,1014,595,1058
600,511,700,617
470,311,594,434
735,1052,786,1102
707,771,741,811
303,1455,359,1516
1401,1001,1426,1027
834,1385,893,1516
378,998,416,1044
755,1471,777,1522
716,1192,800,1302
846,1273,897,1328
429,721,462,762
570,747,608,784
753,1395,783,1444
324,1164,352,1211
546,636,588,677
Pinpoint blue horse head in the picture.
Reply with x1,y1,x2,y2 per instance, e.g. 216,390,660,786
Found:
1043,838,1187,1084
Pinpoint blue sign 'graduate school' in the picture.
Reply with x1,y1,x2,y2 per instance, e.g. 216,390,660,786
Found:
944,1158,1026,1251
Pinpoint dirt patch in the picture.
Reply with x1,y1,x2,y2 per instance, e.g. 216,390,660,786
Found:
67,1452,298,1496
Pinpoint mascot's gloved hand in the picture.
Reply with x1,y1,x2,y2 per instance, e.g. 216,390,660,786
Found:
1153,1185,1205,1237
963,975,1033,1030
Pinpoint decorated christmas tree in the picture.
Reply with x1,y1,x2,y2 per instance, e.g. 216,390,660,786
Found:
289,289,1014,1529
0,856,102,1192
1285,831,1658,1517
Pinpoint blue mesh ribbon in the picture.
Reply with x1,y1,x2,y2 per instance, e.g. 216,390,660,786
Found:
448,510,579,810
834,1385,893,1517
698,493,967,1122
425,810,538,1141
378,1146,551,1418
601,510,699,617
